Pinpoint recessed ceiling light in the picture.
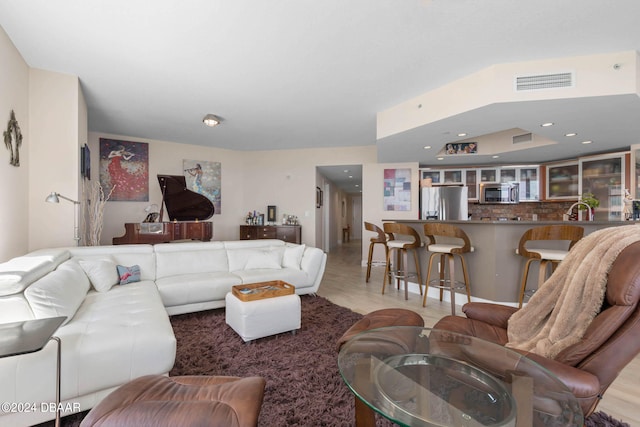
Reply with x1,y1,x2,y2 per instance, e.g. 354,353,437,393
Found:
492,155,500,159
423,145,431,150
541,122,554,127
355,184,360,187
348,175,353,179
581,140,593,145
437,157,444,161
202,114,221,127
343,169,349,173
565,132,577,137
457,133,467,137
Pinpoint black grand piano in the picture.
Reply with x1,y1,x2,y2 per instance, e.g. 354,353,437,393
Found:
113,175,214,245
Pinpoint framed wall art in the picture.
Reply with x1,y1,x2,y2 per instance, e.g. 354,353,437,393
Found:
183,159,221,214
81,143,91,180
99,138,149,201
383,168,411,211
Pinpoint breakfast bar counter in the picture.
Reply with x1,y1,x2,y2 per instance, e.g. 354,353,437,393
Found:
384,219,635,304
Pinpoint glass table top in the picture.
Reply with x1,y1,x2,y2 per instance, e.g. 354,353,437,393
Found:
337,327,583,427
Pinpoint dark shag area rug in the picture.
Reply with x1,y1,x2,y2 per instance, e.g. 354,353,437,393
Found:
39,295,631,426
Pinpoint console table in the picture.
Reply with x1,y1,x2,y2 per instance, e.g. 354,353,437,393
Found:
338,326,583,427
239,225,301,244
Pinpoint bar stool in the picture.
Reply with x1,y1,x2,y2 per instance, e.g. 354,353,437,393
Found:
422,223,473,316
342,224,351,243
364,222,389,283
516,224,584,308
382,223,423,300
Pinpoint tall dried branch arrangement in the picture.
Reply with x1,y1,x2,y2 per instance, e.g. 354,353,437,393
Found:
83,181,115,246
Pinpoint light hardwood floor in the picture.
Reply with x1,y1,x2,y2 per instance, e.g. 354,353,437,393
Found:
317,239,639,425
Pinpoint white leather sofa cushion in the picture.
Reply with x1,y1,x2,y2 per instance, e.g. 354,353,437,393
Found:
155,272,241,307
154,242,228,278
228,247,283,271
0,249,70,296
24,260,90,325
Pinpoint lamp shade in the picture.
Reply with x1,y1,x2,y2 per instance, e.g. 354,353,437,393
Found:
45,192,60,203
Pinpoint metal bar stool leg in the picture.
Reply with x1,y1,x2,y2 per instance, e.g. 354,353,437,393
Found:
518,258,535,308
366,242,375,283
447,253,456,316
411,248,423,295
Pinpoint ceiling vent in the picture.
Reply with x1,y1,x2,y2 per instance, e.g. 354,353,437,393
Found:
512,133,532,144
515,72,573,91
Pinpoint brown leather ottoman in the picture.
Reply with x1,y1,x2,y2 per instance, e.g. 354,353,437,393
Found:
80,375,266,427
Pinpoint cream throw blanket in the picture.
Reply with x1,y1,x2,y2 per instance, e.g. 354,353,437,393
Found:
507,224,640,359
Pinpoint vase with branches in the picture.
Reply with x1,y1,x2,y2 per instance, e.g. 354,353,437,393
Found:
83,181,114,246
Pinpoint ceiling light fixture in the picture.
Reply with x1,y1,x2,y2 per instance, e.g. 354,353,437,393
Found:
202,114,221,127
492,155,500,158
437,157,444,161
582,140,593,145
457,133,467,137
423,145,431,150
565,132,577,137
541,122,554,127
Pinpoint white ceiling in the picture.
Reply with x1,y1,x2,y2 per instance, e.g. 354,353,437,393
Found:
2,0,640,193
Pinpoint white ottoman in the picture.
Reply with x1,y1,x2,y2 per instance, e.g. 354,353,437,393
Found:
225,292,301,342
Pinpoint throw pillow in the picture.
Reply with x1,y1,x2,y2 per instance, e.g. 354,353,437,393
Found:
79,258,118,292
245,250,283,270
116,265,141,285
283,244,305,270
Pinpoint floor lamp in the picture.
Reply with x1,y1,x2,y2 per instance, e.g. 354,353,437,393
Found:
45,192,80,245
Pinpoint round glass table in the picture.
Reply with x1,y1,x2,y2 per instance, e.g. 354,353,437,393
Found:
337,327,583,427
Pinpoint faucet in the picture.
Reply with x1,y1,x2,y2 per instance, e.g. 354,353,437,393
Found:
565,201,593,221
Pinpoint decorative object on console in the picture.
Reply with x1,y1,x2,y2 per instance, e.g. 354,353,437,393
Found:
99,138,149,202
46,192,81,245
183,159,221,214
83,181,114,246
3,109,22,167
267,205,276,223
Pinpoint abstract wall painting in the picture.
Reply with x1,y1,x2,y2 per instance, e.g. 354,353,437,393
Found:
99,138,149,201
383,168,411,211
183,159,221,214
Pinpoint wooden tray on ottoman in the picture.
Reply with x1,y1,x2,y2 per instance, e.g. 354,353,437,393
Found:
232,281,295,302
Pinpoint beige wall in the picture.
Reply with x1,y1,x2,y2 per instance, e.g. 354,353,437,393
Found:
0,25,29,261
29,69,84,250
361,161,420,264
91,132,378,247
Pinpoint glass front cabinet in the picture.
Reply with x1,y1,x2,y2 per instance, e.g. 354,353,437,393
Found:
579,153,626,221
546,161,579,200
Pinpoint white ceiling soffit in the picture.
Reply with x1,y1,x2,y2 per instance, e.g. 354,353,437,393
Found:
377,51,640,166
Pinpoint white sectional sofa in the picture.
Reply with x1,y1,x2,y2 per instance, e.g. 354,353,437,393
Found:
0,239,326,426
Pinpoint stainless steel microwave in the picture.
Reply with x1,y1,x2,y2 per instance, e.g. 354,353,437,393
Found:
479,182,519,204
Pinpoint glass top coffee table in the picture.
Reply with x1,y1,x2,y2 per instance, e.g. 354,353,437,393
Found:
338,327,583,427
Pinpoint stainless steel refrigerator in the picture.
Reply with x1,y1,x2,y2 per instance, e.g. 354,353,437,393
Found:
421,186,469,220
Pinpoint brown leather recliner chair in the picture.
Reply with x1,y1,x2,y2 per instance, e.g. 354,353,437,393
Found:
433,240,640,418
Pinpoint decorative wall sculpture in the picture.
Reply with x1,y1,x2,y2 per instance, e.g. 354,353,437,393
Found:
3,110,22,167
